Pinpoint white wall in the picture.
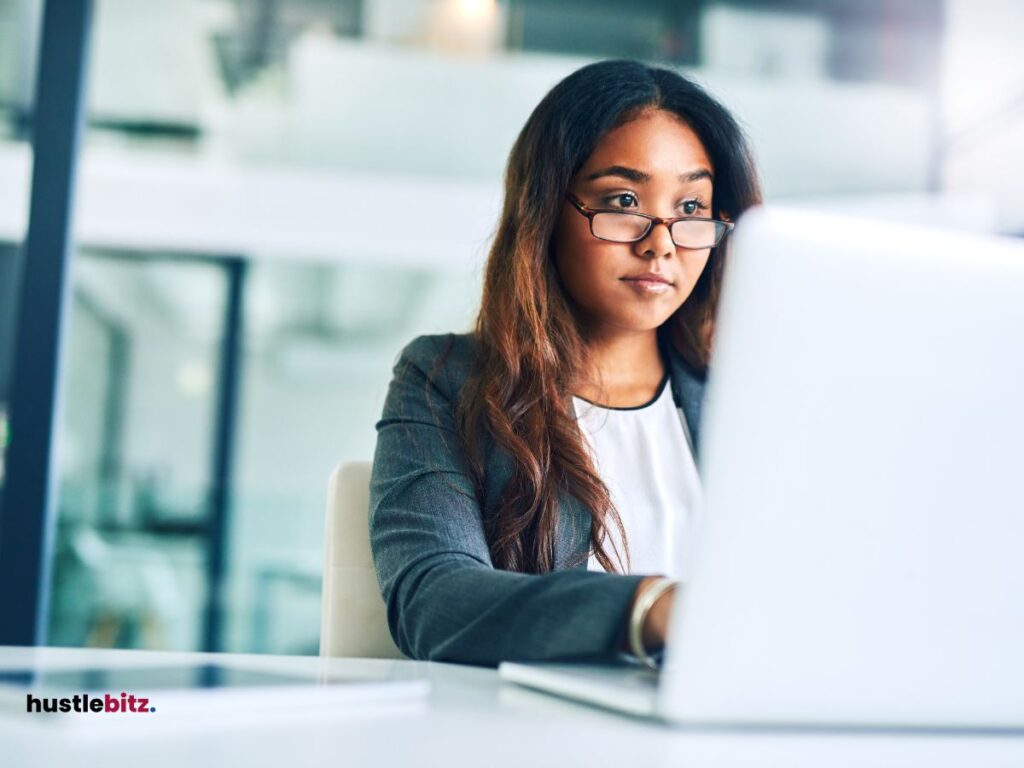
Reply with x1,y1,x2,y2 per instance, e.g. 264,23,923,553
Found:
233,37,931,198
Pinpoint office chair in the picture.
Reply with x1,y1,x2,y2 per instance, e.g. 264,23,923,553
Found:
319,460,404,659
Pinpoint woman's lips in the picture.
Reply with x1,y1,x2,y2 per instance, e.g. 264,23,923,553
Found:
621,277,673,294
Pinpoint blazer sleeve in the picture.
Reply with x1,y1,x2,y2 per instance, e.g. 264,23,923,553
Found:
369,334,647,667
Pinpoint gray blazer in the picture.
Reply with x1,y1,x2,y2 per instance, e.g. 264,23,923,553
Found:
369,332,707,667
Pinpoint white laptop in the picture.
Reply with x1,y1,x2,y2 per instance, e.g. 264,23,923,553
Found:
500,206,1024,730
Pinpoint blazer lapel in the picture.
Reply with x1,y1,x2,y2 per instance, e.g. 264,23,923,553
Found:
667,351,707,466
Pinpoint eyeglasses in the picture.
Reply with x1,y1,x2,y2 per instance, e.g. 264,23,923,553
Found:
566,192,733,250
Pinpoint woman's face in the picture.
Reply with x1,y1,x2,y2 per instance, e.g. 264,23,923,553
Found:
553,109,716,341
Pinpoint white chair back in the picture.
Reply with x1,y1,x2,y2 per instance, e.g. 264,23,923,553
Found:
319,460,403,659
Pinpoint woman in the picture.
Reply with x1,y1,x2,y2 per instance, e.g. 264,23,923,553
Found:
370,59,762,668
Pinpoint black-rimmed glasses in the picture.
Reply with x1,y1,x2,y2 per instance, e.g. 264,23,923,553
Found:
566,192,733,250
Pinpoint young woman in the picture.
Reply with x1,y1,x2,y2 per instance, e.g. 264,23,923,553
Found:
370,59,762,668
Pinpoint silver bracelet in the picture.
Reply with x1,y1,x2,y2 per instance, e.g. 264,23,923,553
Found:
628,577,678,670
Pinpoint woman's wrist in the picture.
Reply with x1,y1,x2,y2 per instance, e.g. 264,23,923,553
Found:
623,575,678,666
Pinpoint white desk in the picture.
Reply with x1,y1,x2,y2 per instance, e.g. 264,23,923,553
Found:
1,646,1022,768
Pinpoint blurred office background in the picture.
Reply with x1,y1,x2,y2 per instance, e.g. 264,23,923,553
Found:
0,0,1019,655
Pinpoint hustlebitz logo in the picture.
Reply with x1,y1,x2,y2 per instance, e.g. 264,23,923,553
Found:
26,692,156,714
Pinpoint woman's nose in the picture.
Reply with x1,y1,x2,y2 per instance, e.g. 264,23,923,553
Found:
633,220,676,260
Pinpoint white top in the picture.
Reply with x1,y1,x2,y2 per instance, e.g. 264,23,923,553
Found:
572,373,703,580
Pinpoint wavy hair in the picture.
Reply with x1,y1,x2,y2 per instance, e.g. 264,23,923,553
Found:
455,60,762,574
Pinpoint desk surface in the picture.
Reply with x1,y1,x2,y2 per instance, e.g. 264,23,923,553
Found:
2,646,1022,768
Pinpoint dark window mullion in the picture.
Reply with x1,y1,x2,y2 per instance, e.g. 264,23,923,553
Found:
0,0,94,647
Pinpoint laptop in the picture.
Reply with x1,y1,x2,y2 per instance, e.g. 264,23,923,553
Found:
499,205,1024,730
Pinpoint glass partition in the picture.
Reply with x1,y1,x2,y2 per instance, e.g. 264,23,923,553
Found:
49,254,227,650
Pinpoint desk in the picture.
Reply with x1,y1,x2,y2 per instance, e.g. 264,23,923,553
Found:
1,646,1022,768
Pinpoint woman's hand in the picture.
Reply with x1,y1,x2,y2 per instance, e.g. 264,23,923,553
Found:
621,575,677,654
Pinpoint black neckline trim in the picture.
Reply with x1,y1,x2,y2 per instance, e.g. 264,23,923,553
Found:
572,371,671,411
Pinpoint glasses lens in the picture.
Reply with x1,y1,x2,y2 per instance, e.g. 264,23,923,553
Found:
591,212,651,242
671,219,724,249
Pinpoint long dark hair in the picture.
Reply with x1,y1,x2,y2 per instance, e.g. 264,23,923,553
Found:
455,60,762,574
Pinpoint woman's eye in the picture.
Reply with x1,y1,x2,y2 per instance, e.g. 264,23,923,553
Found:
605,192,638,209
680,199,704,215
